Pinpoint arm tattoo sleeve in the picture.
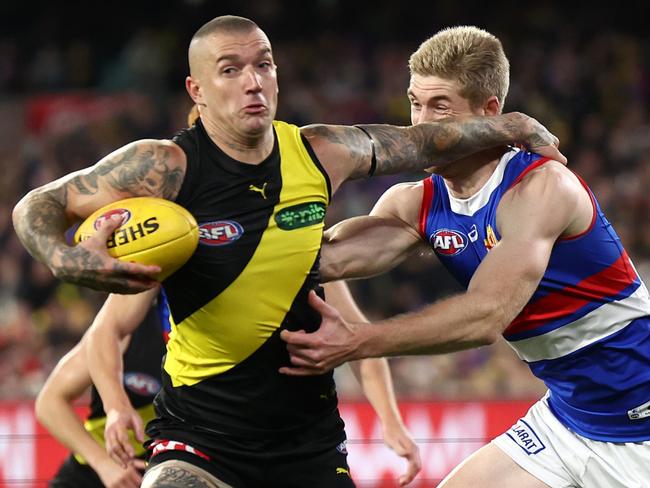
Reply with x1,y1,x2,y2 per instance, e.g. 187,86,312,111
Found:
69,143,184,200
12,140,184,265
358,113,523,175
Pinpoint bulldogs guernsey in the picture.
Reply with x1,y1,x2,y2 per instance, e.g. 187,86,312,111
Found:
419,148,650,442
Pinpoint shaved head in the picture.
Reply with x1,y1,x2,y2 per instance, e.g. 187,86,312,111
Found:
188,15,264,76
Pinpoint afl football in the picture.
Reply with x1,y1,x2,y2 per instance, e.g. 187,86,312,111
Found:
74,197,199,280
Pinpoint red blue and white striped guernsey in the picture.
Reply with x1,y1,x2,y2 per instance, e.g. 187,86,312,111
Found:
419,148,650,442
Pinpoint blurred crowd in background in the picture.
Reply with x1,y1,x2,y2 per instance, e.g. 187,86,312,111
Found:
0,0,648,402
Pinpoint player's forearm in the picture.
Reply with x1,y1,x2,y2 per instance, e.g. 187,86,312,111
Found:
358,292,505,359
361,112,532,175
321,242,385,282
12,189,71,265
35,394,110,470
321,218,411,281
86,329,131,411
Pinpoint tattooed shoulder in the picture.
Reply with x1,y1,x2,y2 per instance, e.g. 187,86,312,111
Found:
66,139,187,201
300,124,371,179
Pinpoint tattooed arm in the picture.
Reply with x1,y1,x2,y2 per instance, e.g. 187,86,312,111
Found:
301,112,565,191
12,139,187,293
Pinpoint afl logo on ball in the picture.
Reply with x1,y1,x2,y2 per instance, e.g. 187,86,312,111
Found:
431,229,467,256
93,209,131,230
123,372,161,396
199,220,244,246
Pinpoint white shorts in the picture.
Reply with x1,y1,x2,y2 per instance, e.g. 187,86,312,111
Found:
492,396,650,488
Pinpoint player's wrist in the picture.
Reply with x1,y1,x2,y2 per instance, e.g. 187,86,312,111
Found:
356,322,381,360
103,395,134,415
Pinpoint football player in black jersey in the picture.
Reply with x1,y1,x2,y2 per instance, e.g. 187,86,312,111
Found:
15,15,563,488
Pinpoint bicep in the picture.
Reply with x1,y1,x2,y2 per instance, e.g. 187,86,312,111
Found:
40,139,187,222
469,165,577,323
468,236,553,322
321,215,421,281
301,125,372,191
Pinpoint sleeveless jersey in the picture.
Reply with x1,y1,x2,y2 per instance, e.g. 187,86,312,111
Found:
419,148,650,442
75,299,168,464
157,119,341,441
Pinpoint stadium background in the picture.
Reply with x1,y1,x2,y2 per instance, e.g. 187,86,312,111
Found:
0,0,648,486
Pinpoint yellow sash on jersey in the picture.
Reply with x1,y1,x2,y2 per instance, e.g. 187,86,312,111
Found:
164,121,329,386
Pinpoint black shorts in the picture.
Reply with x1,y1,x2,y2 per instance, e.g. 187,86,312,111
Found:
48,455,103,488
147,442,355,488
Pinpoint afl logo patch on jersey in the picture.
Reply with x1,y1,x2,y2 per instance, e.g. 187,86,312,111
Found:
198,220,244,246
123,372,161,397
431,229,467,256
93,209,131,230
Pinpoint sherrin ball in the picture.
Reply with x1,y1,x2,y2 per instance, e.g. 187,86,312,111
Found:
74,197,199,281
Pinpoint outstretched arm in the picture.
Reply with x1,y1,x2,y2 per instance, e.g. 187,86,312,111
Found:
12,139,186,293
35,334,144,488
321,182,424,282
323,281,421,486
85,288,159,468
283,161,588,373
302,112,565,191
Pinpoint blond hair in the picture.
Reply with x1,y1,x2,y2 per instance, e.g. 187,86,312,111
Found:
409,26,510,110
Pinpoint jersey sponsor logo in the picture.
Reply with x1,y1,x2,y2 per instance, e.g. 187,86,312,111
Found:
505,420,545,455
123,372,161,396
198,220,244,246
431,229,468,256
93,209,131,230
275,202,326,230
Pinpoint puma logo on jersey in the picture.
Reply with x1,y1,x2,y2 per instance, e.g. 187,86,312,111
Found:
336,467,350,476
249,182,268,199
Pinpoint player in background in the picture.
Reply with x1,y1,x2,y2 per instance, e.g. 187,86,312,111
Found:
36,289,164,488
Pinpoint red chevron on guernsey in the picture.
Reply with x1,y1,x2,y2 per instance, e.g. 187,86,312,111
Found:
505,251,638,335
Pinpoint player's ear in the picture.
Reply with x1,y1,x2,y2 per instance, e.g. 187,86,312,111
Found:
483,96,500,116
186,76,204,106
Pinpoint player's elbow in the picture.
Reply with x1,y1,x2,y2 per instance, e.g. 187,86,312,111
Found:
320,242,348,282
12,195,29,233
472,300,510,346
34,388,51,425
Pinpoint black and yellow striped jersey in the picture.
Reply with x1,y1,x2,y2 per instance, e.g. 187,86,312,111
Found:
157,119,342,442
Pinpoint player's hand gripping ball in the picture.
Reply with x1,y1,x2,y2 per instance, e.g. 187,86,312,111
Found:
74,197,199,281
